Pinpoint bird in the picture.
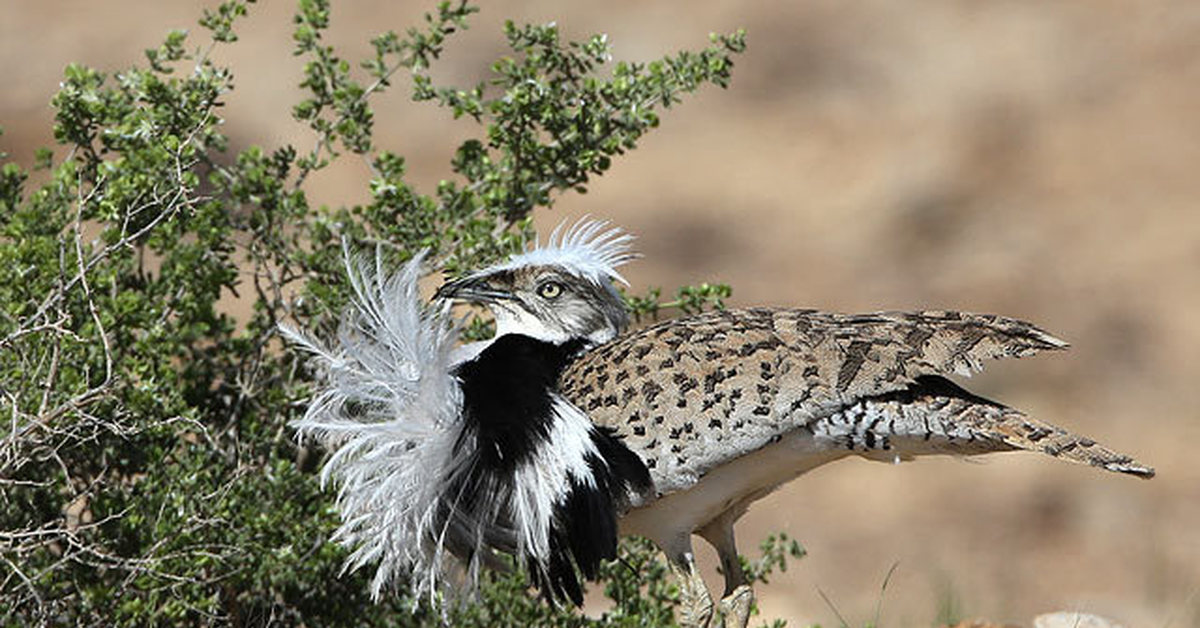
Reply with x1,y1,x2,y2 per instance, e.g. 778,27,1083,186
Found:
436,218,1156,628
281,245,652,608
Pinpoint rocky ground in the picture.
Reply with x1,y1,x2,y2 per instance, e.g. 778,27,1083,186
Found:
3,2,1197,625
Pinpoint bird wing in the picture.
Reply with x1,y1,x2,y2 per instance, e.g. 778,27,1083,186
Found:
560,307,1147,497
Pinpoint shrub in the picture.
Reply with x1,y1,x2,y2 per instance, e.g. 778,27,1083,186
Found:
0,1,754,625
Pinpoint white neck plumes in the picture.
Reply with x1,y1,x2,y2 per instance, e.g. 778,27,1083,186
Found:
281,249,468,602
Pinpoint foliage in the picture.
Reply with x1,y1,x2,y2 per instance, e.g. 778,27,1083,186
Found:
739,533,808,589
0,1,760,626
627,283,734,323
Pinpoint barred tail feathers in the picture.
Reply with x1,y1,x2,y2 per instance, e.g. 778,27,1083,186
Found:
984,410,1155,478
813,375,1153,478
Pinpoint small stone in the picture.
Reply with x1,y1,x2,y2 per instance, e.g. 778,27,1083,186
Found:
943,620,1019,628
1034,612,1126,628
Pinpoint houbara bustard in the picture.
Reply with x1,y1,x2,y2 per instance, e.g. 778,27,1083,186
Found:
283,247,652,608
288,220,1152,628
434,219,1153,627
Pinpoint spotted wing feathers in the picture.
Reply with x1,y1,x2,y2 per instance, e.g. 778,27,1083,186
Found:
561,308,1151,495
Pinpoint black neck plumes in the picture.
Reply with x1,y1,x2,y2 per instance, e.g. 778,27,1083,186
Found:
454,334,586,471
448,333,650,605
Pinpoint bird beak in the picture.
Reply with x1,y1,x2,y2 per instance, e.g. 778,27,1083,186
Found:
435,273,513,304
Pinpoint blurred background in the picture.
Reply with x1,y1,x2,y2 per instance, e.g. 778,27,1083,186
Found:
3,2,1197,625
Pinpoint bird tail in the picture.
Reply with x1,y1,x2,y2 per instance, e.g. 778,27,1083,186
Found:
816,375,1154,478
979,405,1155,478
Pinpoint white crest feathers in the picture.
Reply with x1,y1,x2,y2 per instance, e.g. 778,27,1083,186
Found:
490,216,637,285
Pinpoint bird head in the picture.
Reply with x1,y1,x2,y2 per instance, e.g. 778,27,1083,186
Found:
436,218,635,347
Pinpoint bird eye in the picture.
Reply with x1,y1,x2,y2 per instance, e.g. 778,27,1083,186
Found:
536,281,564,299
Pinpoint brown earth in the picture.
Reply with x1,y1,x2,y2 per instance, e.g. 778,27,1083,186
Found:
3,2,1197,626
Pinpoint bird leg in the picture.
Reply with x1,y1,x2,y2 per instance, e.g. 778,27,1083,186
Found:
698,513,754,628
666,546,714,628
717,586,754,628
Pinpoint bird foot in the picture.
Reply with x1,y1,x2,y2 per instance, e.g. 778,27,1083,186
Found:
676,564,715,628
717,584,754,628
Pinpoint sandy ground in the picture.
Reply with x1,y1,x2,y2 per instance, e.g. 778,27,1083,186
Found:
3,2,1198,626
